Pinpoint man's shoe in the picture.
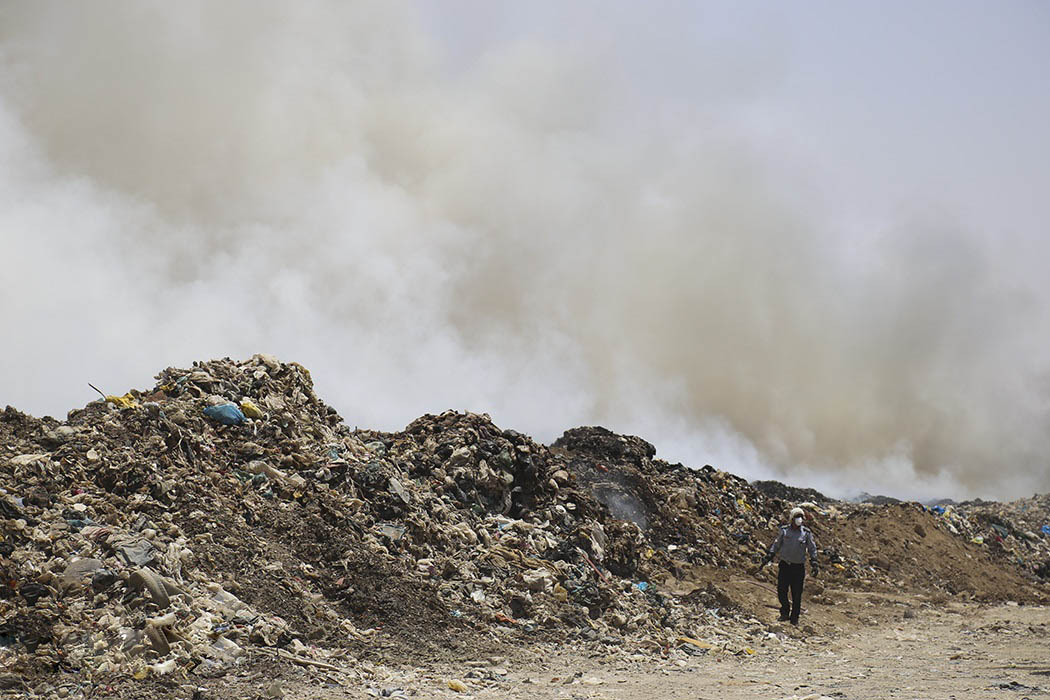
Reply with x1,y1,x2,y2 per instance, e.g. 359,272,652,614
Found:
789,619,799,626
777,615,790,622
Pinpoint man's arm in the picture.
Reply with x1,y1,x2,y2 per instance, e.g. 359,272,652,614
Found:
806,530,818,575
761,528,784,565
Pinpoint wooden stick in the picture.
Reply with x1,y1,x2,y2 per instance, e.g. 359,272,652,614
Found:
256,647,345,673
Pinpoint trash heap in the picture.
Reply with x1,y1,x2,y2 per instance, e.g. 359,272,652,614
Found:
1,355,1046,689
924,495,1050,579
751,481,830,505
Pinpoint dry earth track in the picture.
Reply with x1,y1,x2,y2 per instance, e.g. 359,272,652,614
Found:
106,595,1050,700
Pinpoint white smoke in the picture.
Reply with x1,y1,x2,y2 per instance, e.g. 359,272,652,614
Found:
1,1,1048,500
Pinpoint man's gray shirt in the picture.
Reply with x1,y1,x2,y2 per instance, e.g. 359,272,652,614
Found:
768,525,817,565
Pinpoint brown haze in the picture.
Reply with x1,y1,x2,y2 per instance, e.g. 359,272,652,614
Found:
1,1,1048,500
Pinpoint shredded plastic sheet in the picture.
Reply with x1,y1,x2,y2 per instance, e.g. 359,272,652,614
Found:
104,393,137,409
203,403,246,425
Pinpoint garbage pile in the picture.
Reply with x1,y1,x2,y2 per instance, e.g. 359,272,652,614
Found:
1,355,1046,689
924,495,1050,580
751,480,830,505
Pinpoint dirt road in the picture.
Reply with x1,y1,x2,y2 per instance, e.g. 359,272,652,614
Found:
515,601,1050,700
166,596,1049,700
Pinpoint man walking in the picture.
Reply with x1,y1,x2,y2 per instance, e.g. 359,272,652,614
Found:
761,506,818,625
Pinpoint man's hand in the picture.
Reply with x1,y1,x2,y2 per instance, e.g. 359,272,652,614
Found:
753,554,772,577
810,560,819,577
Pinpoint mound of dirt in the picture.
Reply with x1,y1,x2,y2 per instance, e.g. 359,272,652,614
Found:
817,503,1040,602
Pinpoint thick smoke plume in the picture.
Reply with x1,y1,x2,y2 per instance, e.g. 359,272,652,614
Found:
1,2,1048,500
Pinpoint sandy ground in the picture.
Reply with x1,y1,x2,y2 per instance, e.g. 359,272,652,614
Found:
157,591,1050,700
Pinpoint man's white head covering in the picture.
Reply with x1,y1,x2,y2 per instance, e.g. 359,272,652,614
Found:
790,507,805,520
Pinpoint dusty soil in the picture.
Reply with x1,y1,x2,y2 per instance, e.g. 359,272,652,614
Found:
507,600,1050,700
815,502,1043,603
92,593,1050,700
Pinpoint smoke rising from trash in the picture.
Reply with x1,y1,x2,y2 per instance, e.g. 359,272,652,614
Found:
1,2,1048,501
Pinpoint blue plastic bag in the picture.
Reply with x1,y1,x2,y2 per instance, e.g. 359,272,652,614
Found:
1041,524,1050,536
203,403,246,425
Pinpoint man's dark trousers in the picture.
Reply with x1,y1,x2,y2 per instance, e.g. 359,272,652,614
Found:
777,561,805,622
